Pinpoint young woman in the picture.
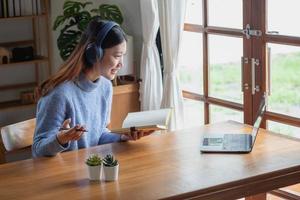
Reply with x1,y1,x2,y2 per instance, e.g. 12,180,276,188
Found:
32,18,151,157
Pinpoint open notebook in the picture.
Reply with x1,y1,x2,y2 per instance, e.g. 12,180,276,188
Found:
111,108,172,134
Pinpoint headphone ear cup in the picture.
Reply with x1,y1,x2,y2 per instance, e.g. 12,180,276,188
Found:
84,43,98,68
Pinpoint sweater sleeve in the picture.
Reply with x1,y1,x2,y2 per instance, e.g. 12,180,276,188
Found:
32,92,70,157
98,81,121,145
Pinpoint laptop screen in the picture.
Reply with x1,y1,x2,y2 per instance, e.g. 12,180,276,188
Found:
251,96,266,145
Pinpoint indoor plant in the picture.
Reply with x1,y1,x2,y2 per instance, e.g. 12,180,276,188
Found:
53,0,124,60
86,154,102,181
102,154,119,181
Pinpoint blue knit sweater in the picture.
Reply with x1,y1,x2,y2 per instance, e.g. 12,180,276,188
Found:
32,73,121,157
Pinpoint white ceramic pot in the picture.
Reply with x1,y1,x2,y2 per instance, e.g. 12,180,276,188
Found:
102,164,119,181
87,165,101,181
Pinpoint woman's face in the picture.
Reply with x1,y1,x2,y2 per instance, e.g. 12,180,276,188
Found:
97,41,127,80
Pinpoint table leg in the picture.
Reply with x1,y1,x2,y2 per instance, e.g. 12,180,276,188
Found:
245,193,267,200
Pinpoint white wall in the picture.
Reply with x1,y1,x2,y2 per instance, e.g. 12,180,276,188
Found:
50,0,143,75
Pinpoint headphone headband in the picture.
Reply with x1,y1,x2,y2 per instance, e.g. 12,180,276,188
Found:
96,21,119,48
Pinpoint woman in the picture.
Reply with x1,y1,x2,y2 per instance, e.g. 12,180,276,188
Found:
32,18,150,157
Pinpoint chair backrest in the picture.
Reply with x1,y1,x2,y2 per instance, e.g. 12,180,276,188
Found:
0,118,36,163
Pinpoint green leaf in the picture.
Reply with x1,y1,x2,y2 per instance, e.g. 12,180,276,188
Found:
77,11,92,31
90,8,98,13
103,154,118,167
53,15,66,30
92,4,123,25
60,18,77,33
57,30,82,60
63,1,92,18
63,1,80,17
86,154,102,166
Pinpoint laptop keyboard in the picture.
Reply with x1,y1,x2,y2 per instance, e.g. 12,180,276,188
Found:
223,134,251,150
203,138,223,146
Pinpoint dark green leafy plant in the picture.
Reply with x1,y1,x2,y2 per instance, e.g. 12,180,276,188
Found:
103,154,118,167
86,154,102,166
53,0,124,60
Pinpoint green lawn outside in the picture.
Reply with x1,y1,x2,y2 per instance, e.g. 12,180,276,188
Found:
180,52,300,137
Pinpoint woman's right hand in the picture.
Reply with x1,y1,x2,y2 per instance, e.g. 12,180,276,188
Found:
56,118,86,145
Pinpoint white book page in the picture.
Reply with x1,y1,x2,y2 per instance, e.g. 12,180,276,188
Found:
122,108,171,128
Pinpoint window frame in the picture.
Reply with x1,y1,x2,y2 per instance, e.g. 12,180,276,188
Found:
182,0,300,129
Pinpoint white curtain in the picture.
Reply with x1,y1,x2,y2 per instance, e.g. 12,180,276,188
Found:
139,0,163,111
158,0,186,131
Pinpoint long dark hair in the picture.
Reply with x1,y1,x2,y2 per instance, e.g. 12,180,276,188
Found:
37,17,126,97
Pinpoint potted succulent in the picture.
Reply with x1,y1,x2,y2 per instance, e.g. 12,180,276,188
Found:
102,154,119,181
53,0,124,60
86,154,102,181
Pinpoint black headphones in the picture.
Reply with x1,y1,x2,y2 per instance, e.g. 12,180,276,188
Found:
84,21,119,68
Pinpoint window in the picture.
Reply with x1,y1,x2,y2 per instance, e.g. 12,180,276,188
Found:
179,32,203,94
179,0,300,137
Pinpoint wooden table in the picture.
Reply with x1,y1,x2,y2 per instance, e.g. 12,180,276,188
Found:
1,121,300,200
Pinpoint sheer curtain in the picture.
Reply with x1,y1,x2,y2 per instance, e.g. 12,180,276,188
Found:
157,0,187,130
139,0,163,111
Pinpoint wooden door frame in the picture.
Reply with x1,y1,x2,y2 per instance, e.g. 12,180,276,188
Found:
251,0,267,128
243,0,253,125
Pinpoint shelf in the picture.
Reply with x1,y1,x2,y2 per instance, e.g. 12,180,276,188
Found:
0,0,50,115
113,82,139,95
0,56,48,68
0,82,37,91
0,40,35,47
0,100,35,111
0,14,46,21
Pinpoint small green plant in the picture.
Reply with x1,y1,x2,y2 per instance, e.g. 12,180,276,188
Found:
103,154,118,167
86,154,102,166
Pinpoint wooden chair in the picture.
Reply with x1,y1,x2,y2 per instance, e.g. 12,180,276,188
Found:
269,185,300,200
0,118,35,164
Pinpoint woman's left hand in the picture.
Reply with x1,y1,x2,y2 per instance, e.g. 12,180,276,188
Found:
121,130,155,141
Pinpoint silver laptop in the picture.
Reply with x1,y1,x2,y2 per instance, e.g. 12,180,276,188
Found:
200,97,266,153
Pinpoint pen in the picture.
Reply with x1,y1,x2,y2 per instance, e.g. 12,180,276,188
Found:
59,127,88,132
